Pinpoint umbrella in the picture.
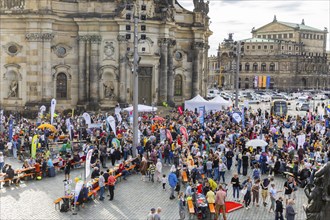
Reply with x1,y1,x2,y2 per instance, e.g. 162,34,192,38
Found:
246,139,268,148
152,116,165,122
37,123,56,132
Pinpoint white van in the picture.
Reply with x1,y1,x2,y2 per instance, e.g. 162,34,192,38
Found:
207,89,220,99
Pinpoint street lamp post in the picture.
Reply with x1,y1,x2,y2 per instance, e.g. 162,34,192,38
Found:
235,41,241,109
132,3,139,158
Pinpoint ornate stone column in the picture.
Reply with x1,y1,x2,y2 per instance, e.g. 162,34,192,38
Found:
118,35,127,103
192,41,204,97
77,36,87,103
89,35,101,104
25,32,54,101
158,38,169,104
167,39,175,106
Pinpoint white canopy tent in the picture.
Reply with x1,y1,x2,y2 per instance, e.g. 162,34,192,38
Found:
122,104,157,112
184,95,209,111
208,95,231,111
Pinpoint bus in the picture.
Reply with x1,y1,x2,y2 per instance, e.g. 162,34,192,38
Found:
270,99,288,117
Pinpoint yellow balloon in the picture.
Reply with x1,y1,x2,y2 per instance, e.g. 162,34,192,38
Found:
74,177,79,183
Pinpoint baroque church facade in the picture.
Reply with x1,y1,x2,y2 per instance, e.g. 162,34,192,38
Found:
0,0,211,111
217,16,329,91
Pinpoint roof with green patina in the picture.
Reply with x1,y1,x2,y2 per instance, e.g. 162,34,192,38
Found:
277,21,324,32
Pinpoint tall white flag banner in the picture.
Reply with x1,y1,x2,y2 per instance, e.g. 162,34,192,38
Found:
50,99,56,125
82,112,91,127
115,113,122,123
107,116,116,135
85,149,93,180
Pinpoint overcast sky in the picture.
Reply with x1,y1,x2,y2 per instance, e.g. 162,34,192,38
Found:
177,0,330,55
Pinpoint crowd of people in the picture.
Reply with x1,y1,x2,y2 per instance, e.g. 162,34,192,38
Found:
0,102,329,220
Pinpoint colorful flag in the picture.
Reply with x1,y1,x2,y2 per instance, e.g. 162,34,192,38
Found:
262,76,266,88
254,76,258,88
178,106,183,115
85,149,93,180
50,99,56,125
31,134,38,159
8,118,13,142
82,112,91,127
266,76,271,89
106,116,116,135
199,106,205,125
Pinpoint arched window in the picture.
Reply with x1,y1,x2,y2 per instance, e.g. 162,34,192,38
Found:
253,63,258,71
238,77,241,89
174,75,182,96
245,63,250,71
56,73,67,98
269,63,275,71
245,78,249,89
302,78,307,89
261,63,266,71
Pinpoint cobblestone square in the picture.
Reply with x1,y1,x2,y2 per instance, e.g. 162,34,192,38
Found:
1,158,308,220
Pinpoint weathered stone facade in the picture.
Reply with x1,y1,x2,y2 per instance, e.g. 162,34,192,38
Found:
216,17,329,91
0,0,211,111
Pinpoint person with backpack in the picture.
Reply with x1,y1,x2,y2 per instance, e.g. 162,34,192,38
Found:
252,164,261,180
275,197,284,220
219,159,227,183
242,152,249,176
225,148,234,170
260,152,268,175
178,191,185,220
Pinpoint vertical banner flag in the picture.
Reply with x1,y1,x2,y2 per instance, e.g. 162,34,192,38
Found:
262,76,267,88
178,106,183,115
31,134,38,159
242,107,245,128
199,106,205,125
232,112,242,123
266,76,271,89
129,111,133,125
115,106,122,123
258,76,263,89
82,112,91,128
66,118,73,140
0,110,3,132
85,149,93,179
106,116,116,135
50,99,56,125
254,76,258,88
8,118,13,142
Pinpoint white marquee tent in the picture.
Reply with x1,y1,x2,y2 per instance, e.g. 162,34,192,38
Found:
185,94,232,112
208,95,231,111
122,104,157,112
184,95,209,111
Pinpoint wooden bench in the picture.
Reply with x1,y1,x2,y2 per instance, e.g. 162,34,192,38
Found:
0,178,13,187
126,164,136,171
54,195,73,210
88,186,100,199
209,203,216,218
71,161,85,168
114,173,122,182
187,199,195,218
20,173,35,181
182,171,188,183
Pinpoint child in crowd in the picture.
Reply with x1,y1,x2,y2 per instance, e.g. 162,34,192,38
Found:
162,174,166,191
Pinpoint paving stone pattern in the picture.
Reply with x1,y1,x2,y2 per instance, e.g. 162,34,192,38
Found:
1,158,308,220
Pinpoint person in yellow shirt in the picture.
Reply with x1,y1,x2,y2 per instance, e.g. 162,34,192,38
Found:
206,188,215,204
208,178,218,191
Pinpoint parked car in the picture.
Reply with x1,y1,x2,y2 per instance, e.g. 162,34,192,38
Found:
207,89,220,99
313,94,329,100
300,103,310,111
